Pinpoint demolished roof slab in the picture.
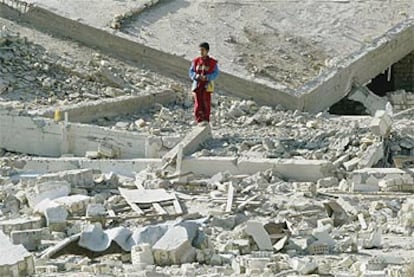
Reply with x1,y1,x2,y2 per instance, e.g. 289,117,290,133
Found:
2,0,413,112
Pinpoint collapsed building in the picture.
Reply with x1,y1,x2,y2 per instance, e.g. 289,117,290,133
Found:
1,0,414,276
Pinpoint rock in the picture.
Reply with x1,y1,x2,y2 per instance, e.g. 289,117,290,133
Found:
358,142,384,168
54,195,90,215
317,177,339,188
244,221,273,251
291,257,318,275
131,244,154,267
43,202,68,232
26,181,71,208
0,230,35,276
37,169,95,188
86,204,106,218
370,110,392,137
10,228,42,251
152,225,197,265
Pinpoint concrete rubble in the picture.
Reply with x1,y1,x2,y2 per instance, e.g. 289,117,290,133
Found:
1,5,414,277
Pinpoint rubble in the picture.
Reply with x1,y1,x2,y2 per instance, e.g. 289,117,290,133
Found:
0,230,35,276
1,8,414,277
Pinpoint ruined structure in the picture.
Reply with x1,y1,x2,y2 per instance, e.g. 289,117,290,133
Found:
1,0,414,276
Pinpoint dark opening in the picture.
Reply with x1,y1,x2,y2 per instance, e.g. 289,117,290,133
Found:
366,67,395,96
329,67,396,115
328,98,369,115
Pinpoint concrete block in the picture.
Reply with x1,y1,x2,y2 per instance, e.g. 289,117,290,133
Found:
10,229,42,251
348,85,387,115
78,224,134,252
317,177,339,188
244,221,273,251
131,244,154,267
244,158,334,182
359,142,384,168
290,257,318,275
86,204,106,218
0,230,35,276
44,203,68,232
26,180,71,208
37,169,95,188
312,227,336,247
152,225,197,265
0,217,44,235
163,125,212,164
361,227,382,249
54,194,90,215
370,110,392,137
182,157,239,176
343,157,361,171
35,265,58,274
132,224,169,247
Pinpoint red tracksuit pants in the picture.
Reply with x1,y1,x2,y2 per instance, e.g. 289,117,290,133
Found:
194,88,211,123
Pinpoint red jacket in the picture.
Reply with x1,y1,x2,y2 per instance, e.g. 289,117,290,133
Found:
189,56,219,92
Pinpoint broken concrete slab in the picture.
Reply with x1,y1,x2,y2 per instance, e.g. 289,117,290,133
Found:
41,201,68,232
26,181,71,208
163,125,212,165
54,194,90,215
131,243,154,267
244,221,273,251
152,225,197,266
0,230,35,276
0,217,44,235
358,142,384,168
348,85,388,116
183,157,334,181
12,156,335,182
370,110,393,137
37,169,95,188
10,157,163,177
10,228,42,251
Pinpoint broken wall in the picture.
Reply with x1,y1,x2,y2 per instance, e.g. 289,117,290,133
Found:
393,51,414,92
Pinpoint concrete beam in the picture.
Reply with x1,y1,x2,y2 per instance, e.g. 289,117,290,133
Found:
9,157,163,177
163,125,212,164
10,156,335,182
0,113,152,158
31,90,180,123
183,157,335,182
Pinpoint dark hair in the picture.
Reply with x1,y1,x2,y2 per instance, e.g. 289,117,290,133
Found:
199,42,210,51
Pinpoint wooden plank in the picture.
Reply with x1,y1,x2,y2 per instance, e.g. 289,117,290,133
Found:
225,183,234,213
152,203,168,215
